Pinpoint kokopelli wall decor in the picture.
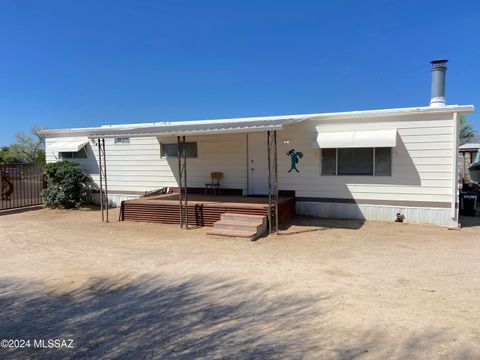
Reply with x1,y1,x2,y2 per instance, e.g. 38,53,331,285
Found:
287,149,303,173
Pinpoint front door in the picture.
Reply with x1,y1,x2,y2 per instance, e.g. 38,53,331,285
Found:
248,132,269,195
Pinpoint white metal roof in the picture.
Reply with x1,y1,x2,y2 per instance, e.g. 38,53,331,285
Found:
459,142,480,151
87,116,308,138
39,104,475,138
313,129,397,148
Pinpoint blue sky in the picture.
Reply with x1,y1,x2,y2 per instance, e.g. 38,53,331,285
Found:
0,0,479,145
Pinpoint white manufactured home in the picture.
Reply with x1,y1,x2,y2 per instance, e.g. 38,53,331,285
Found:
42,60,474,228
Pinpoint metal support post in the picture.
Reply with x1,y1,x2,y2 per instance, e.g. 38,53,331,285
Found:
102,138,109,223
178,136,188,228
267,131,279,234
97,139,104,222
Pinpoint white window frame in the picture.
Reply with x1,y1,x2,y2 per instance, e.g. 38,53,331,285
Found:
114,137,130,144
160,142,198,158
59,147,88,159
321,147,392,177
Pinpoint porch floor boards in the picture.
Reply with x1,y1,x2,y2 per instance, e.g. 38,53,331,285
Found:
120,194,295,227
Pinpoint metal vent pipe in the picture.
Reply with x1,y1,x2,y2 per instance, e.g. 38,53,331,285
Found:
430,59,448,107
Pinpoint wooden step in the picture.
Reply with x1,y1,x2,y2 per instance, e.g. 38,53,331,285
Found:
213,220,262,232
221,213,266,225
207,228,258,240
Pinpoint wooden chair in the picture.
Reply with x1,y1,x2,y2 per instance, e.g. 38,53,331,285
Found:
205,172,223,195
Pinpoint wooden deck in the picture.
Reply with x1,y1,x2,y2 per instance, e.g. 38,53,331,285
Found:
120,194,295,227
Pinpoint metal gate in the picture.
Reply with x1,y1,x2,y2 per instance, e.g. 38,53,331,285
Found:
0,164,44,211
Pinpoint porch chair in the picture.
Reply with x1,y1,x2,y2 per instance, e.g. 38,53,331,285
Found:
205,172,223,195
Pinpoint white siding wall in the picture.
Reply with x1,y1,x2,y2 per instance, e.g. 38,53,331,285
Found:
46,134,248,193
276,113,455,204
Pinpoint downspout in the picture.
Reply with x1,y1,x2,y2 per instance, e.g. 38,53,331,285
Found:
451,112,460,226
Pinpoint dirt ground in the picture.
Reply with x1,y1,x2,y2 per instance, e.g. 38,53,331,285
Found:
0,207,479,359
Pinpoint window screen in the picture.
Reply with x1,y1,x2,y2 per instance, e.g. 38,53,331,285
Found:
374,147,391,176
321,147,392,176
114,137,130,144
338,148,374,175
161,142,198,158
321,149,337,175
59,147,88,159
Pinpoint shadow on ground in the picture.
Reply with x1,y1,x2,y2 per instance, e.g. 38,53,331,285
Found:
0,275,332,359
279,216,365,235
0,205,43,217
0,275,475,359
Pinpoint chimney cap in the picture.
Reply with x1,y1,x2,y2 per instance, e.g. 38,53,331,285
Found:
431,59,448,65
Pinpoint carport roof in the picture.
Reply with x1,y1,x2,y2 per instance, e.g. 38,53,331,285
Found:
85,116,308,138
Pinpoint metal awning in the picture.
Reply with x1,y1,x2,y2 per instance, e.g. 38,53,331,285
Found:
86,117,307,138
313,129,397,148
48,140,89,152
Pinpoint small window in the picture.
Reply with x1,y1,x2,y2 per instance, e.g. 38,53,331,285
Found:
59,147,88,159
114,137,130,144
321,147,391,176
161,142,198,158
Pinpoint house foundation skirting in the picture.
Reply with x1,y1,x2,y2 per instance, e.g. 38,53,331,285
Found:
296,201,455,227
91,193,141,208
91,192,456,227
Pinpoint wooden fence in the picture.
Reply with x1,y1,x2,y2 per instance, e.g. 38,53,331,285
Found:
0,164,44,211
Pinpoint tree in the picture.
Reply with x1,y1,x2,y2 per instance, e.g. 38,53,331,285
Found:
459,115,476,145
0,145,23,164
0,127,46,164
13,127,46,163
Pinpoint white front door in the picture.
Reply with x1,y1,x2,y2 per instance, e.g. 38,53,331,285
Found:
248,132,269,195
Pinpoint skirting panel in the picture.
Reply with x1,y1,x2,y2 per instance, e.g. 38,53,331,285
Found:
296,201,456,227
91,193,141,208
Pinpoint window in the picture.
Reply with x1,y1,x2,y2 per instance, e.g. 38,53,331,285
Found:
114,137,130,144
374,147,392,176
321,147,391,176
321,148,336,175
161,142,198,158
59,147,88,159
338,148,373,175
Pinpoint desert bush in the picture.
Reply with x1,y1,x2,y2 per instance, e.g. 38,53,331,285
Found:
42,161,92,208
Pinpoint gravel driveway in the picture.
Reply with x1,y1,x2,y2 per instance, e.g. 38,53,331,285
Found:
0,208,479,359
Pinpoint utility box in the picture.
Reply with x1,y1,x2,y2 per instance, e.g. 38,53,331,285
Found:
459,191,478,216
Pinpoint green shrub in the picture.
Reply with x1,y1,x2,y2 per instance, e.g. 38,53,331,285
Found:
42,161,92,208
